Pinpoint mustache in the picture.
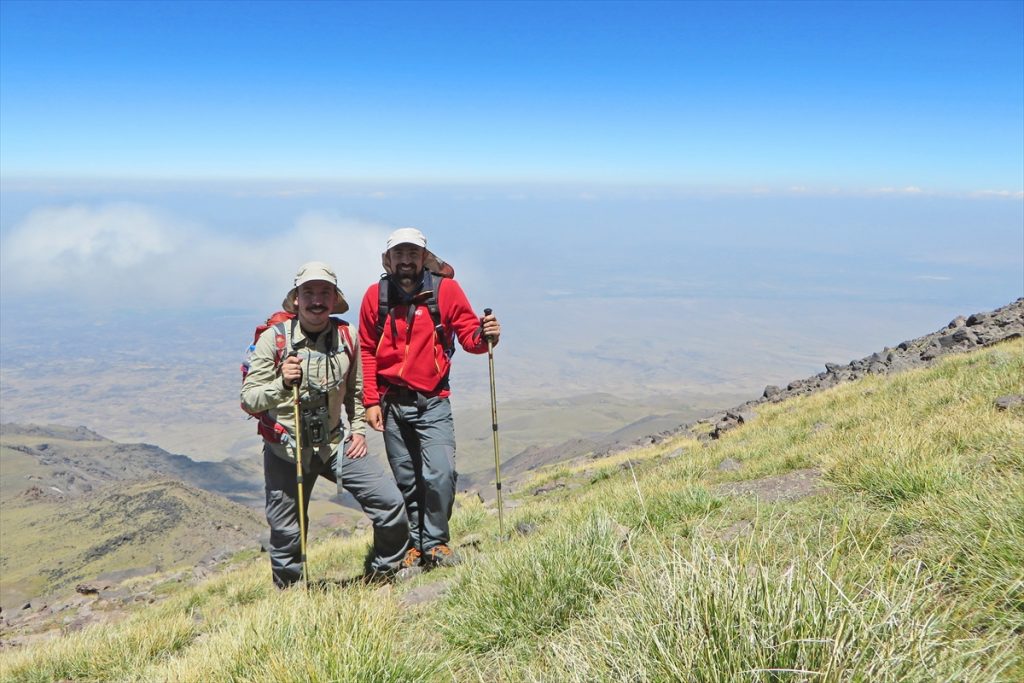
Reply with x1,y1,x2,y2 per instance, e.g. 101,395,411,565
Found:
306,304,329,313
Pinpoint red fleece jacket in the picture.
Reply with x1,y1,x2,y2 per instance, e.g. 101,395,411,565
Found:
358,277,488,407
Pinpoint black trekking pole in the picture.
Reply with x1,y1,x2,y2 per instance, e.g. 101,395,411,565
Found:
289,352,309,588
483,308,505,540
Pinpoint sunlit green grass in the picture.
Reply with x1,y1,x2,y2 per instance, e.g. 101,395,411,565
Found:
2,341,1021,682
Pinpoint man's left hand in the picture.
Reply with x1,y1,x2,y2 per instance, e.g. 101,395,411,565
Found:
482,313,501,345
346,433,368,459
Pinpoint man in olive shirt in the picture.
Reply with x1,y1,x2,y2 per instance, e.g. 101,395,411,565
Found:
241,261,409,587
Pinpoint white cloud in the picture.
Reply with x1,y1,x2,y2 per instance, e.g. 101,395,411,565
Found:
872,186,928,195
913,275,952,282
0,203,392,312
969,189,1024,199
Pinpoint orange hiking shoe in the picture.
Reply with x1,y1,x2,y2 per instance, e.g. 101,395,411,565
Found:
425,544,461,568
400,547,423,569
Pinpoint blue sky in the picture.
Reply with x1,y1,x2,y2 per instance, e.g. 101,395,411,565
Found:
2,0,1022,191
1,0,1022,421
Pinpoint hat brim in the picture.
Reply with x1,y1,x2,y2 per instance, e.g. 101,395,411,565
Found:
381,249,455,279
282,286,349,315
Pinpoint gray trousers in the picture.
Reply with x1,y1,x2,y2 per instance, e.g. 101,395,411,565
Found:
263,445,409,588
382,395,457,553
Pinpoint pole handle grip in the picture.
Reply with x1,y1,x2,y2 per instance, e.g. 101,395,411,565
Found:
482,308,494,345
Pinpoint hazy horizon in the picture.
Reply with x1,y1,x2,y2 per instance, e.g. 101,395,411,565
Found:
1,1,1021,461
2,182,1019,461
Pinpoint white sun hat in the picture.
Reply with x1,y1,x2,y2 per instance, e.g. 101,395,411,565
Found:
282,261,349,314
381,227,455,278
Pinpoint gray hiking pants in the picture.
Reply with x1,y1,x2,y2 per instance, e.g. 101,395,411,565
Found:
263,445,409,588
382,394,458,554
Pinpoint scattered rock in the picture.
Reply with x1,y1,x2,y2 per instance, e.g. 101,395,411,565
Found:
612,522,632,548
61,615,92,633
532,482,566,496
74,584,100,596
400,579,452,607
967,312,991,326
18,486,49,502
995,395,1024,411
734,409,756,425
952,329,977,344
717,458,742,472
514,521,538,536
458,535,483,550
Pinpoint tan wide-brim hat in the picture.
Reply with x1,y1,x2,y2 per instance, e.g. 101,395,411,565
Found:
282,261,349,314
381,227,455,278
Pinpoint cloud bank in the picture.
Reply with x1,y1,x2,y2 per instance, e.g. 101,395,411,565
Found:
0,203,392,313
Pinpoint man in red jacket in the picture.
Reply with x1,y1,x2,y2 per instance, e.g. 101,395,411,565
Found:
359,228,500,569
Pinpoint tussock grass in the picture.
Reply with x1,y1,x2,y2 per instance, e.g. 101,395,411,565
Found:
612,475,723,534
450,491,489,539
922,483,1024,631
530,530,1018,682
1,612,198,682
3,342,1022,681
438,513,625,653
150,588,442,682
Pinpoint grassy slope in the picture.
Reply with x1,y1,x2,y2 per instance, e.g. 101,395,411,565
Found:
0,479,262,610
451,390,745,477
2,341,1021,682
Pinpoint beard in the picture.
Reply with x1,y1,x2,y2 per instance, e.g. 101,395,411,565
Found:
394,265,423,288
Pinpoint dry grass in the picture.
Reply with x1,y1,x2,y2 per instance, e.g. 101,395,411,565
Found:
3,341,1021,682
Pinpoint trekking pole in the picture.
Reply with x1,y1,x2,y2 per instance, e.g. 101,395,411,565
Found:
483,309,505,540
289,353,309,588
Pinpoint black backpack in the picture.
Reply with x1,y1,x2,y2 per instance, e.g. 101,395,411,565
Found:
375,270,456,361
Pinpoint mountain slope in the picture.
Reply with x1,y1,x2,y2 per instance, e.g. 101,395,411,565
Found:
0,424,263,506
2,335,1021,680
0,478,262,610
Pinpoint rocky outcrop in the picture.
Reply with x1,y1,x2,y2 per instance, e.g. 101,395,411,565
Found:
670,298,1023,442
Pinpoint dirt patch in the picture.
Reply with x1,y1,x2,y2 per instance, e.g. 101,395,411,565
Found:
718,519,754,542
400,579,453,607
715,467,826,503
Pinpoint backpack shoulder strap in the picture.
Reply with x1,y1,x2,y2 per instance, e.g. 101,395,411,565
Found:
375,275,390,341
422,271,454,357
271,320,290,366
332,318,355,362
422,270,442,328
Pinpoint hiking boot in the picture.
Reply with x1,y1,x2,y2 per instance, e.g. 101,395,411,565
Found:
424,544,461,568
400,547,423,569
